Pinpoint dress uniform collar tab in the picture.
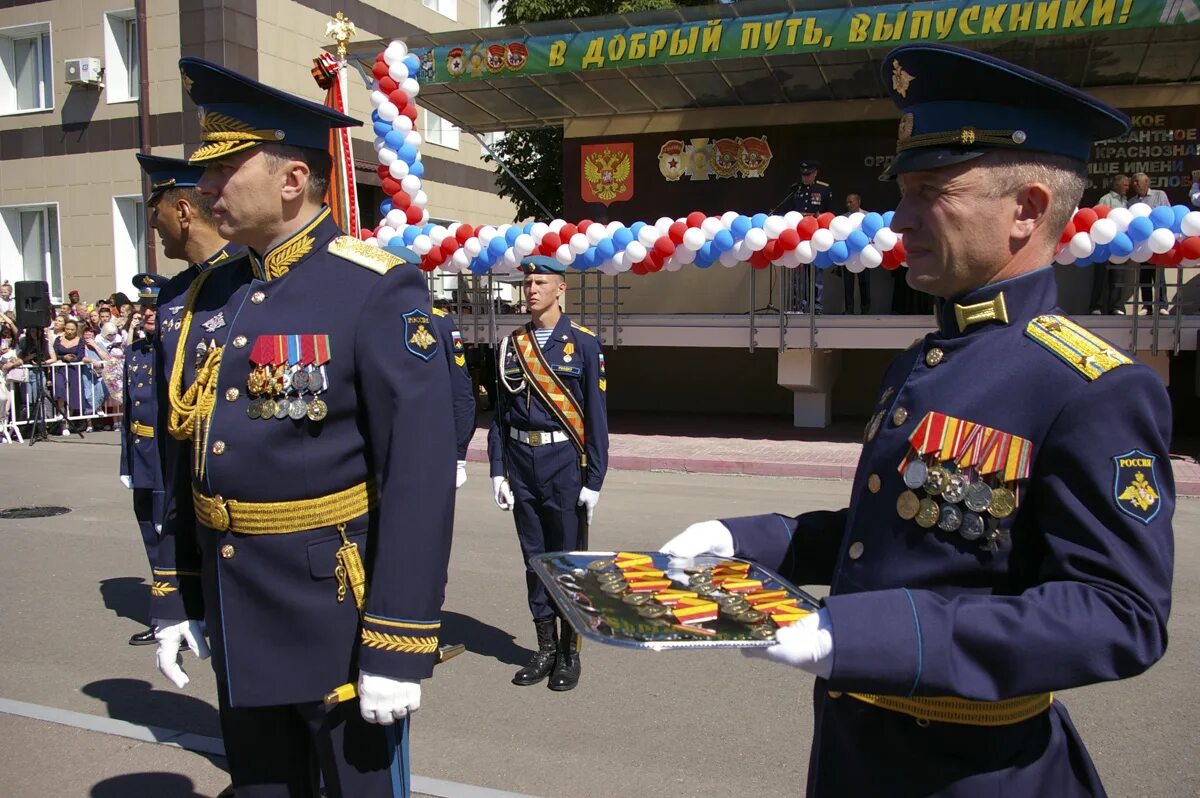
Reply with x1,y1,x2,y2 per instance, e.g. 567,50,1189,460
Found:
252,207,335,282
939,266,1056,337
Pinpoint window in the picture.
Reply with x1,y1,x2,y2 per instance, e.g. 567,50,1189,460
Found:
423,0,458,22
479,0,504,27
104,10,139,103
0,23,53,114
424,109,459,150
0,204,62,300
112,196,146,295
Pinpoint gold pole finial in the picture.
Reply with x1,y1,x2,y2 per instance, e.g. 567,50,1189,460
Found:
325,12,357,60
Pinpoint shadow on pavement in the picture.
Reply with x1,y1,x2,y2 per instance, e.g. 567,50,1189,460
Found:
91,772,208,797
99,576,150,625
440,611,533,667
83,678,222,739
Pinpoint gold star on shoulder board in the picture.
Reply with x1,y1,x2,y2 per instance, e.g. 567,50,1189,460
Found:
891,61,914,98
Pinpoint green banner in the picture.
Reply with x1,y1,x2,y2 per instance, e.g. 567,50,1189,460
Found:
412,0,1193,84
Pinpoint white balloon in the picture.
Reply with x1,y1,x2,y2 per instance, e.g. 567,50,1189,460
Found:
733,240,753,260
530,222,549,241
401,78,420,98
464,238,482,258
569,233,590,254
873,228,898,251
1068,232,1095,259
1131,240,1154,262
811,228,835,253
373,137,386,152
548,219,566,233
701,217,724,240
377,101,399,122
665,258,684,272
503,249,521,267
1148,227,1176,254
378,147,397,165
404,131,422,148
637,226,660,247
400,175,421,194
779,249,801,268
845,256,866,273
795,240,815,264
514,234,536,257
655,217,674,235
1110,253,1131,265
859,244,883,269
719,249,741,267
1181,211,1200,237
625,241,648,263
1128,202,1152,218
606,221,623,236
411,235,432,255
1107,207,1132,231
847,212,865,228
586,224,607,246
673,246,696,264
783,211,803,228
370,90,388,108
376,226,396,245
555,244,575,265
763,216,786,238
392,115,414,134
744,228,768,252
615,256,632,273
429,226,448,245
598,261,619,275
388,160,410,180
363,237,378,247
385,41,408,61
477,227,496,246
1090,218,1117,246
385,209,407,228
682,228,706,251
720,211,740,227
412,190,428,208
611,251,625,269
388,62,410,84
1054,245,1077,265
829,216,853,242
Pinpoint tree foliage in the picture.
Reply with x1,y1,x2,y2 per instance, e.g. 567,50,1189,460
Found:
484,0,710,221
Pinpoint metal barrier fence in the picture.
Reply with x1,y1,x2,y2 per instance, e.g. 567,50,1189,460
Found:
3,361,122,443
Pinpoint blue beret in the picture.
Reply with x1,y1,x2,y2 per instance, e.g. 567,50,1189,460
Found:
179,57,360,164
133,272,169,305
880,44,1129,179
519,256,566,275
135,154,205,202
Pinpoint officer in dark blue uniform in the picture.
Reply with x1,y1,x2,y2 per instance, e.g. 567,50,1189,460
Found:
663,44,1174,797
150,57,456,797
121,273,169,646
134,153,240,633
790,160,832,313
430,304,476,489
488,256,608,691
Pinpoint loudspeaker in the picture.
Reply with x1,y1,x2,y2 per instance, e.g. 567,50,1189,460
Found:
15,281,52,328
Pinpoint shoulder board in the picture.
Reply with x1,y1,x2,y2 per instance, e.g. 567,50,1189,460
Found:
1024,314,1132,381
432,307,447,317
328,236,405,275
570,322,596,337
816,181,830,187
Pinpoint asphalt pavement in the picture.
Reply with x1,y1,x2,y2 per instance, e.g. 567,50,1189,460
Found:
0,432,1196,797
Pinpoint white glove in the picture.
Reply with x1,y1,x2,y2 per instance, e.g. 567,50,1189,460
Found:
119,475,132,489
492,476,514,510
358,671,421,725
746,607,834,679
455,460,467,489
153,618,211,688
659,520,735,559
577,487,600,525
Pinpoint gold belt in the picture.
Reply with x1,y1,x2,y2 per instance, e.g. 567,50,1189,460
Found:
131,421,155,438
192,481,375,534
844,691,1053,726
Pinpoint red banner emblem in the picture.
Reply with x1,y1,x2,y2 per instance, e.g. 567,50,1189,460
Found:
581,143,634,207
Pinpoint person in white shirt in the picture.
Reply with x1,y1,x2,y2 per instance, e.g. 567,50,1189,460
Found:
1091,174,1129,315
0,282,13,315
1131,172,1169,315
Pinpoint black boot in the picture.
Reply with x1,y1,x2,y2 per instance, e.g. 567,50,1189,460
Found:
513,618,557,686
548,619,581,691
128,626,157,646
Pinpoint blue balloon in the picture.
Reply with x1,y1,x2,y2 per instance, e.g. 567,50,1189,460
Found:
1074,257,1090,267
1149,205,1174,229
577,248,596,270
698,241,715,261
613,227,633,249
402,226,419,245
1109,232,1133,257
713,229,734,253
750,213,768,229
861,212,884,238
397,144,418,163
814,251,833,269
504,227,520,245
1089,244,1110,264
694,249,714,269
469,261,490,275
731,216,752,238
1172,205,1190,233
384,131,406,150
488,236,507,257
370,110,382,125
847,230,870,253
409,161,425,178
1127,216,1154,242
373,120,392,137
828,241,850,264
403,54,421,74
597,238,616,260
523,222,535,234
631,221,646,238
380,199,393,216
882,211,895,227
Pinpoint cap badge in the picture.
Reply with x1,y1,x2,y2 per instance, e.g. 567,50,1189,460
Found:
891,61,914,98
959,127,977,146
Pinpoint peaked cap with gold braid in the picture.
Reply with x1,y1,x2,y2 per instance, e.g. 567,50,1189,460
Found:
179,57,360,164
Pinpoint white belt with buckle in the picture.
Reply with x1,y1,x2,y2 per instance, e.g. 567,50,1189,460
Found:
510,428,569,446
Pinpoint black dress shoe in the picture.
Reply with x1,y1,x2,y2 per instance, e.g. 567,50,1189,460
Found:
128,626,157,646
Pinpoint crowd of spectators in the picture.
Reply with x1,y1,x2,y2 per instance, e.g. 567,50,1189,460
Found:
1,280,147,437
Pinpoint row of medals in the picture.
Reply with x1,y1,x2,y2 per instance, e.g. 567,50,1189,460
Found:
897,458,1017,549
584,559,778,641
246,364,328,422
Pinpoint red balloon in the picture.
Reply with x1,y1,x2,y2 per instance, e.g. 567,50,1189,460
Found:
359,227,374,241
388,90,408,108
891,240,907,263
796,217,819,240
763,240,783,262
426,248,445,266
391,192,411,210
1093,204,1110,219
1180,236,1200,260
419,256,436,272
668,222,687,245
559,223,578,242
778,229,800,251
1072,208,1098,233
816,212,835,229
455,225,473,244
405,205,423,225
401,104,418,122
630,261,648,275
653,237,676,259
542,232,561,251
381,177,401,196
378,77,399,94
1162,244,1182,267
376,165,390,180
686,211,706,228
749,251,770,269
577,219,593,233
441,238,459,256
372,61,390,80
1060,221,1076,245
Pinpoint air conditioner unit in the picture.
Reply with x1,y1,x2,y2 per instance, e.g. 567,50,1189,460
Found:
65,57,103,87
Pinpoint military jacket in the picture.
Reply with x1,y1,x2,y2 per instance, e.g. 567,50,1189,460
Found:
154,209,455,707
793,180,832,215
725,267,1173,702
431,308,476,460
487,314,609,491
121,334,163,499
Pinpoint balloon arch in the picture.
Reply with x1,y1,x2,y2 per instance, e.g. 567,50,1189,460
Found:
361,40,1200,277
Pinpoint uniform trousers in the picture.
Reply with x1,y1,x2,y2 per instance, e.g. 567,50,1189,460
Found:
506,438,585,620
132,487,158,573
217,681,410,798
